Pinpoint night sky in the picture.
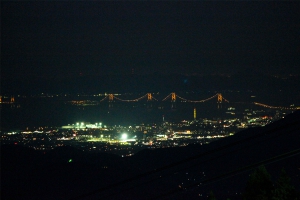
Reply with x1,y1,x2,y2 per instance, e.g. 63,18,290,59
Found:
2,1,300,79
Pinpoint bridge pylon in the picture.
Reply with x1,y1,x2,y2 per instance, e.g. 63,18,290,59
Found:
217,93,223,109
171,93,176,109
108,94,114,108
171,93,176,102
217,93,223,103
108,94,114,102
147,93,152,101
147,93,153,108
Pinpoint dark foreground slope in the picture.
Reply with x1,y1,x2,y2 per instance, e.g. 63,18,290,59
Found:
1,111,300,200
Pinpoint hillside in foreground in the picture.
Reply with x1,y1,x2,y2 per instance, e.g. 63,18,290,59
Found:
1,111,300,200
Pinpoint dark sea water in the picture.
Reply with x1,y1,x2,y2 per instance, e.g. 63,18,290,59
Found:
1,91,298,130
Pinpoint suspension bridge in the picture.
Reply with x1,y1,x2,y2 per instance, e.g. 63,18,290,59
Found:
95,93,299,110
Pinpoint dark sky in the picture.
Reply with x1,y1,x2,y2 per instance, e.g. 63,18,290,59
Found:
1,1,300,78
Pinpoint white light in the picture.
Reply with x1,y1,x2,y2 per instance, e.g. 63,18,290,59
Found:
121,133,127,140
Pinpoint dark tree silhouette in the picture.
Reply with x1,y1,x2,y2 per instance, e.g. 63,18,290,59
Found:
272,168,296,200
243,165,274,200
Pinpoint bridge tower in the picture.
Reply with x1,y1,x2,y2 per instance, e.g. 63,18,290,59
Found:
108,94,114,101
147,93,152,101
171,93,176,102
147,93,153,108
217,93,222,109
171,93,176,109
194,108,196,120
217,93,223,103
108,94,114,108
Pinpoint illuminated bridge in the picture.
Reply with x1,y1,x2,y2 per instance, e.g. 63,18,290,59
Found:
92,93,299,110
3,93,298,110
99,93,228,103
